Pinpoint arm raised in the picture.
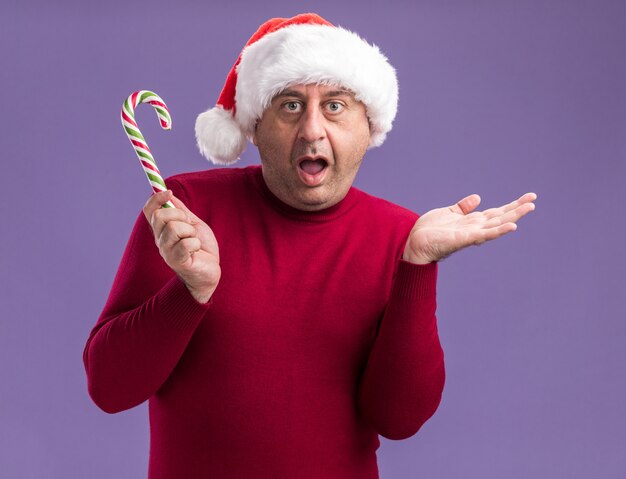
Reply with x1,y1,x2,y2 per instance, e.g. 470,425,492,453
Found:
83,183,218,413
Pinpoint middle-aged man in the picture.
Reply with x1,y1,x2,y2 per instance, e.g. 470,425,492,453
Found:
83,13,536,479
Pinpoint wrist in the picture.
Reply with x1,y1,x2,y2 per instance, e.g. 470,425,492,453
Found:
402,251,434,264
183,282,217,304
402,248,434,265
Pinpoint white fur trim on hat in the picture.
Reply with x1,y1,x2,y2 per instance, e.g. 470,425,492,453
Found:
195,105,247,165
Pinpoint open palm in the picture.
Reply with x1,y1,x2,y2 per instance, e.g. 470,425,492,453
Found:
403,192,537,264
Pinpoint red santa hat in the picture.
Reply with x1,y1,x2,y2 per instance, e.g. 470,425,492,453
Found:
195,13,398,165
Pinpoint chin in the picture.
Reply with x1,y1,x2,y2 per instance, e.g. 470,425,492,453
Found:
294,191,332,210
298,199,330,211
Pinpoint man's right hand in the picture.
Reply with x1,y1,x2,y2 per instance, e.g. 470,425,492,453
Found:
143,190,221,304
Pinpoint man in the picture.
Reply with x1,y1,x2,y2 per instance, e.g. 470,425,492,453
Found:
83,13,536,478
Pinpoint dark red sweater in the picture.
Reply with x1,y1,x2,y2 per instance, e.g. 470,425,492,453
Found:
83,165,445,478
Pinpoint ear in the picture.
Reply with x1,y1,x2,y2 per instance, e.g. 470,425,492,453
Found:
252,120,260,146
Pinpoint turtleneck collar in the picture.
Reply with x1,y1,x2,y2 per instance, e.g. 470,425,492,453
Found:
248,165,360,223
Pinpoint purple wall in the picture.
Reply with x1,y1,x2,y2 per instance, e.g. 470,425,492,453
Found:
1,0,625,477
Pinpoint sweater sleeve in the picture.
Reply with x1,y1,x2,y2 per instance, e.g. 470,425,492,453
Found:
356,260,445,440
83,179,212,414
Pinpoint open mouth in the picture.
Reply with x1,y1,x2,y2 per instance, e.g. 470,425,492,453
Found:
299,158,327,175
297,157,329,186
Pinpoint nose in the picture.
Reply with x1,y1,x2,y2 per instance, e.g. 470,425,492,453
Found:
298,105,326,143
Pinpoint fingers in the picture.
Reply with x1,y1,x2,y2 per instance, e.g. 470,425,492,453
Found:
143,190,174,223
484,201,535,228
143,191,203,267
144,191,192,239
151,207,191,243
169,194,201,223
451,194,481,215
159,220,196,251
150,201,202,265
169,237,202,264
479,222,517,243
465,222,517,246
483,192,537,219
463,192,537,244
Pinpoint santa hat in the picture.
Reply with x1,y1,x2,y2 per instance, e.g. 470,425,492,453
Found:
195,13,398,165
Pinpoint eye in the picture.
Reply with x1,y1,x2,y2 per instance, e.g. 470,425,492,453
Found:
283,101,302,113
326,101,344,113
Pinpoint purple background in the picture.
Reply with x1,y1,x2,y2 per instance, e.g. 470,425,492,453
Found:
1,0,625,477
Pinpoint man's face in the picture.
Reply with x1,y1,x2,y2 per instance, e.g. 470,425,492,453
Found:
252,83,371,211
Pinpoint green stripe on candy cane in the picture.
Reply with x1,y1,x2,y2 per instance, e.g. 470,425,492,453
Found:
120,90,175,208
146,171,167,189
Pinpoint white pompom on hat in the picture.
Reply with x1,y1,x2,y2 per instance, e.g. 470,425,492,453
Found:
195,13,398,165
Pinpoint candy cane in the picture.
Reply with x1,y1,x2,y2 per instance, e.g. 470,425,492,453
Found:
121,90,174,208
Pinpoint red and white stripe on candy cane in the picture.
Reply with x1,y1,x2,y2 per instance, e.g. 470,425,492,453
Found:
121,90,175,208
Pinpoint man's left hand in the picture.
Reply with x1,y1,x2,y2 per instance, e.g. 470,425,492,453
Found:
403,192,537,264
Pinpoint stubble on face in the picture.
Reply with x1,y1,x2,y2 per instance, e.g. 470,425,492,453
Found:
253,84,371,211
